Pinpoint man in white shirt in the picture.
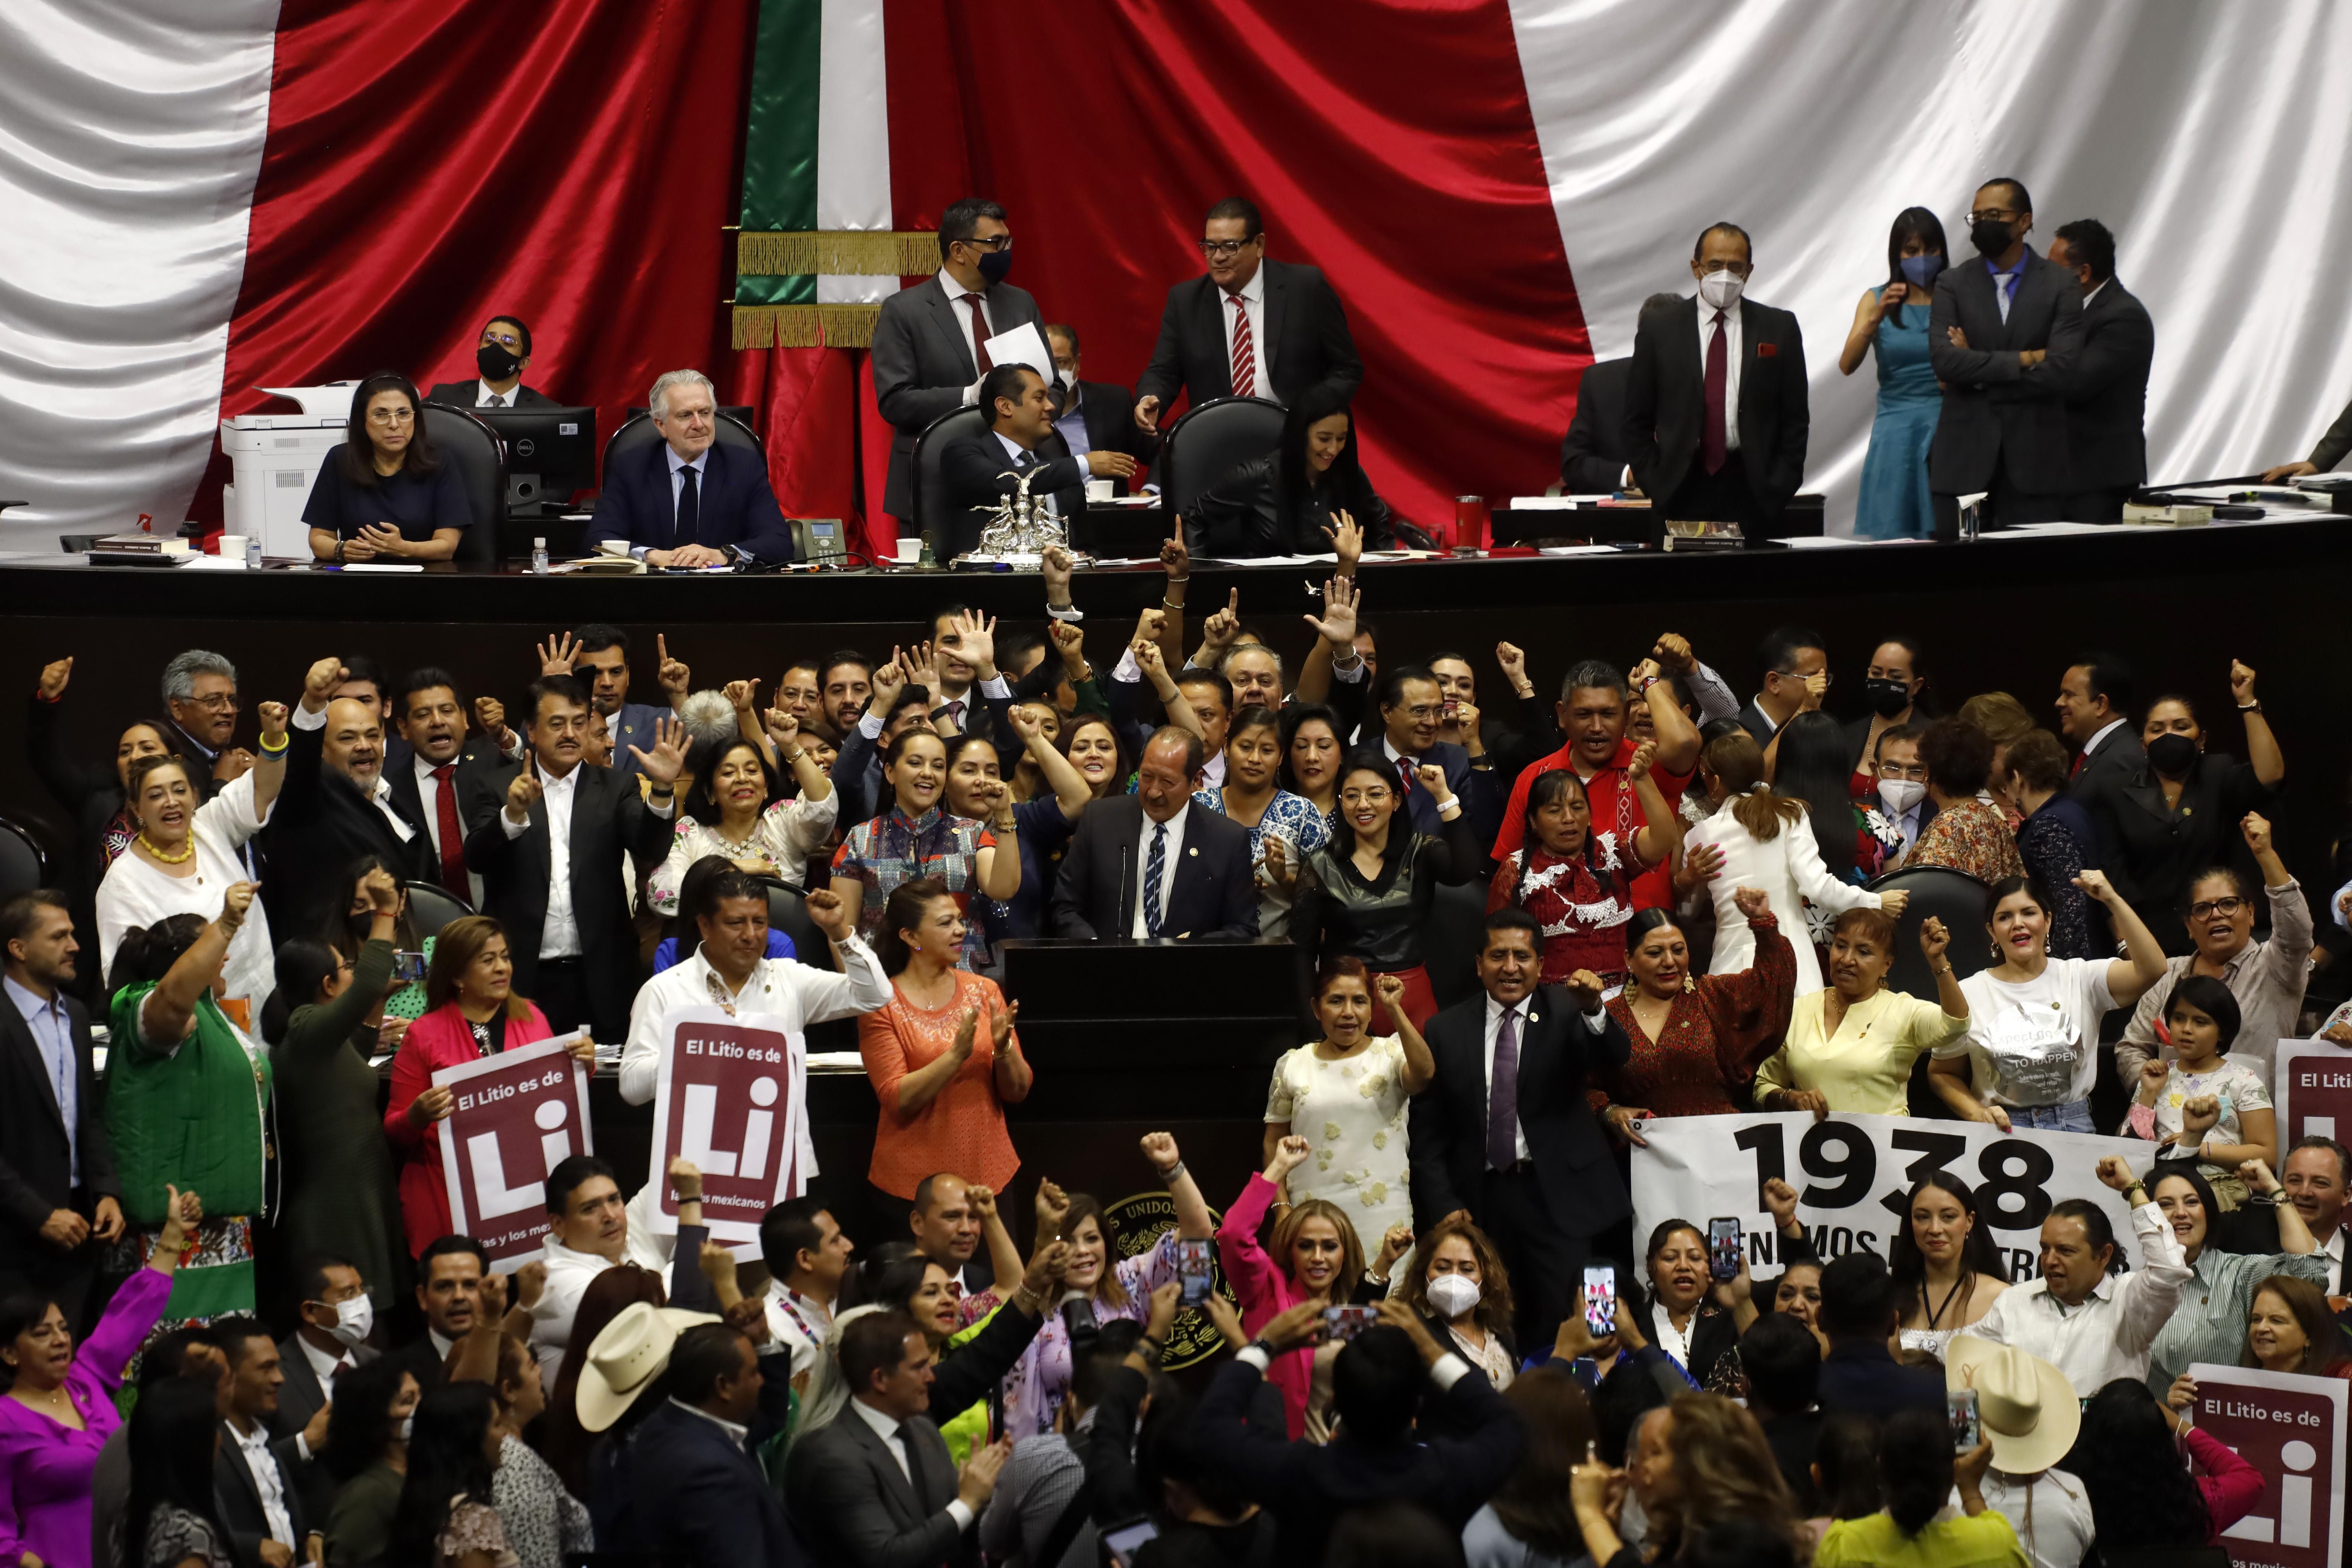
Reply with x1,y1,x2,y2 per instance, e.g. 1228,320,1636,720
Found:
215,1319,318,1568
1966,1156,2193,1395
268,657,431,937
527,1155,634,1379
758,1197,856,1385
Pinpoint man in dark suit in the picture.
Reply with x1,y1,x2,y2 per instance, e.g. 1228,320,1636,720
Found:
266,657,432,938
1735,625,1829,753
873,198,1044,529
1410,909,1629,1350
599,369,796,566
1561,355,1634,493
1195,1297,1525,1564
1048,727,1259,940
1814,1254,1944,1419
1045,323,1157,476
386,1235,488,1390
1928,177,2086,528
785,1310,1010,1568
1369,665,1488,837
1133,196,1363,436
2261,394,2352,484
276,1258,375,1527
631,1323,811,1566
213,1317,318,1568
2056,651,2142,802
0,893,120,1327
424,313,552,408
1622,223,1811,546
2047,219,2154,522
384,668,516,902
465,675,684,1043
160,647,253,788
940,363,1137,559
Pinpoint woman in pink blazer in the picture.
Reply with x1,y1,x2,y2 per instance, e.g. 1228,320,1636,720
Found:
383,916,570,1257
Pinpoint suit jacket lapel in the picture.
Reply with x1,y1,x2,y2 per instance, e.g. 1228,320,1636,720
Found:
847,1414,927,1516
1115,803,1145,930
1196,280,1233,397
1259,263,1286,389
928,284,978,382
0,1009,70,1139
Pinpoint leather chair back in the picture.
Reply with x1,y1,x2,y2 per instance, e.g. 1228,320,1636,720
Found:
1161,396,1286,517
763,879,858,1052
913,405,992,547
403,881,477,941
421,404,505,564
601,411,764,479
0,815,51,902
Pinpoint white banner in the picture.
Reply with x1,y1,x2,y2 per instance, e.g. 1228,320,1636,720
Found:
2187,1362,2347,1568
1631,1112,2147,1279
646,1004,807,1252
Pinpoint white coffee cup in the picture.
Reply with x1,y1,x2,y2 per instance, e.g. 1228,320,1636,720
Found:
598,538,631,556
896,537,922,563
1085,479,1114,503
216,534,249,560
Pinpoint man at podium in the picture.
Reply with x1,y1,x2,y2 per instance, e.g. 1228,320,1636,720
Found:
1049,727,1257,940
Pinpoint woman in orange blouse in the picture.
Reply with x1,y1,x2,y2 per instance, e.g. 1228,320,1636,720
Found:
857,875,1034,1204
1905,717,2025,885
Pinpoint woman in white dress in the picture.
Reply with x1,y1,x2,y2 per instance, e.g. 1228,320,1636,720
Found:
647,729,836,910
1262,958,1435,1258
1684,729,1901,995
95,702,289,1018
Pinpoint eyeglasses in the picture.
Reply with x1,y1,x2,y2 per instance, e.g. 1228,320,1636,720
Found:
1393,704,1442,720
481,330,523,349
186,693,240,711
1877,761,1928,781
366,407,416,426
1697,260,1752,277
1198,238,1260,259
1966,208,2021,225
2187,896,2248,921
960,234,1013,253
1338,787,1394,805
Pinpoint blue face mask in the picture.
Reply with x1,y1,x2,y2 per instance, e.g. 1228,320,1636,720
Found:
1900,253,1945,288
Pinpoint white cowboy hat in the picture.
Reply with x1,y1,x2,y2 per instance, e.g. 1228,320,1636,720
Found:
1945,1334,2080,1475
576,1300,718,1432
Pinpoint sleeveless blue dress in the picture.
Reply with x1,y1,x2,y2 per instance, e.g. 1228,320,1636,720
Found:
1854,295,1939,539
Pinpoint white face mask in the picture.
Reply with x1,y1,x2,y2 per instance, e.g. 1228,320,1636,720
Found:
1698,270,1745,311
1059,365,1079,390
396,1414,413,1442
326,1295,374,1350
1426,1272,1482,1319
1877,779,1926,816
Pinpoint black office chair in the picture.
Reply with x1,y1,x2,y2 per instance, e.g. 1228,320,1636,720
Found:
0,815,51,902
911,404,992,556
1864,864,1994,1118
403,881,476,940
762,878,860,1052
1160,397,1286,519
420,404,504,565
1423,879,1492,1011
600,409,765,479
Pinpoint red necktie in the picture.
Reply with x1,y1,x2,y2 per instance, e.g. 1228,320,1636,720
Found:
1397,758,1414,796
962,294,994,372
429,764,467,895
1702,309,1729,475
2070,750,2086,780
1229,295,1257,398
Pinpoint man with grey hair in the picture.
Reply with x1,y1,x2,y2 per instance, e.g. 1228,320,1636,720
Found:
160,649,252,783
599,368,795,567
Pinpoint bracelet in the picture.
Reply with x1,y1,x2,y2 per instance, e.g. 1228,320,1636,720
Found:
1165,574,1190,586
258,734,289,755
1931,963,1953,976
1157,1160,1186,1184
1138,1333,1166,1355
1162,598,1184,610
2239,701,2261,712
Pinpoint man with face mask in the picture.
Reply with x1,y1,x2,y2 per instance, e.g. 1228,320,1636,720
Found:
2045,220,2153,523
1622,223,1811,547
1044,323,1155,480
426,314,552,408
872,197,1046,536
264,657,432,934
276,1258,375,1524
1927,177,2085,529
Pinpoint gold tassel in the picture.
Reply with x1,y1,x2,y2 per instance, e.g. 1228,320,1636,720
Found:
736,231,941,277
731,305,884,350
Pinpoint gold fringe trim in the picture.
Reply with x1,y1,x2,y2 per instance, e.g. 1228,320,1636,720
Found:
736,230,941,277
732,304,883,349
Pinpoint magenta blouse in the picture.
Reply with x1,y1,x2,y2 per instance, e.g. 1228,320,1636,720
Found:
0,1266,173,1568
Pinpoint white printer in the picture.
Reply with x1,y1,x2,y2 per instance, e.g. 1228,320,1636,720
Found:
219,384,360,559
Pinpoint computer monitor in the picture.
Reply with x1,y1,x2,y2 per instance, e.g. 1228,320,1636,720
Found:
474,406,599,512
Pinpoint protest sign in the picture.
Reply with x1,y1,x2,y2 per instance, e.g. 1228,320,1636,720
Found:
647,1005,806,1250
2188,1361,2347,1568
432,1035,593,1271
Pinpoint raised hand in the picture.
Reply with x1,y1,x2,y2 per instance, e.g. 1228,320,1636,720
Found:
1132,638,1169,683
1877,888,1910,920
1138,1131,1182,1173
1920,916,1949,963
2240,1158,2281,1196
36,657,71,701
1266,1133,1312,1182
1143,1279,1182,1344
1041,543,1073,601
2138,1059,2170,1099
2073,868,2118,905
1324,511,1364,569
2094,1154,2141,1193
656,634,690,701
1651,633,1695,674
2179,1093,2221,1143
1374,1222,1413,1275
1130,606,1167,652
301,655,348,712
765,708,801,751
964,1184,997,1222
1798,671,1827,713
1006,705,1043,744
478,1271,511,1322
218,881,257,933
1202,588,1240,651
1763,1176,1800,1229
630,715,689,786
536,631,580,678
256,701,289,747
949,611,998,680
1047,619,1086,669
1730,885,1772,922
2243,812,2273,858
1375,972,1408,1021
1413,762,1449,799
512,1259,548,1309
724,679,758,715
803,887,854,943
1496,642,1531,697
2230,660,2257,707
1626,740,1656,782
905,641,940,694
1159,532,1190,582
1304,575,1360,651
505,769,544,824
361,867,403,914
868,648,908,710
1035,1178,1071,1239
1564,969,1605,1011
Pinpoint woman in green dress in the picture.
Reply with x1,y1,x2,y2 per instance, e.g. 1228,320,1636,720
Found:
265,865,412,1312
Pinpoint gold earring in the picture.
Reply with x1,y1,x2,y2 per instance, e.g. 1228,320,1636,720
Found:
1684,973,1697,993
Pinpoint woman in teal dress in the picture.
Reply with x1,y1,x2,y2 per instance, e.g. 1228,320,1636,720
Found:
1843,207,1948,539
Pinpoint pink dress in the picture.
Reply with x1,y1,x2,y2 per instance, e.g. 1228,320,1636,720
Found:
0,1266,173,1568
1217,1172,1316,1438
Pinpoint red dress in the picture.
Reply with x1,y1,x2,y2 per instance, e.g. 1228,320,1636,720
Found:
384,999,556,1257
1488,833,1646,986
1495,737,1692,910
1598,914,1796,1117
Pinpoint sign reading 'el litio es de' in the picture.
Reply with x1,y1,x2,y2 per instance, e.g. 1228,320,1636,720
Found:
647,1006,808,1256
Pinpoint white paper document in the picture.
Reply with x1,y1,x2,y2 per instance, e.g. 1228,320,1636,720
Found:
982,322,1054,381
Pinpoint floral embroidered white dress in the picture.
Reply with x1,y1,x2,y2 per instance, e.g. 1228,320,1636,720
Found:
1263,1035,1415,1256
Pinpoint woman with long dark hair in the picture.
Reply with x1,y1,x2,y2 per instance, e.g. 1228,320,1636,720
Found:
1771,712,1874,890
1841,207,1947,540
117,1377,232,1568
1278,703,1347,836
2143,1162,2322,1400
313,853,429,1027
1465,1368,1594,1567
1198,703,1331,940
2073,1378,2261,1555
1813,1406,2014,1565
1184,384,1397,558
386,1382,511,1568
1489,747,1681,990
1597,897,1797,1126
320,1359,421,1568
830,728,1016,968
302,370,467,562
647,734,835,908
1883,1172,2009,1363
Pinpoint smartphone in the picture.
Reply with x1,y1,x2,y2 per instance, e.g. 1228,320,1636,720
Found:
392,949,428,984
1707,1217,1743,1282
1583,1262,1617,1336
1948,1389,1981,1453
1103,1518,1159,1567
1176,1238,1215,1307
1323,1304,1377,1341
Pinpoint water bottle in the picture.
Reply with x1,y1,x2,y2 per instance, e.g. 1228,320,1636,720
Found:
531,537,549,575
244,536,262,569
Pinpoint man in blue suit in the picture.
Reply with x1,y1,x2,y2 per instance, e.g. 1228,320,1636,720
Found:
1372,665,1493,840
602,369,797,566
629,1322,812,1565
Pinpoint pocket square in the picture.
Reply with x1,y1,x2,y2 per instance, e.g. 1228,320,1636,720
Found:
1756,342,1778,359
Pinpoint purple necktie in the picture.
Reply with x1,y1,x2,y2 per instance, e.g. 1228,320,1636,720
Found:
1702,309,1729,475
1488,1007,1521,1170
